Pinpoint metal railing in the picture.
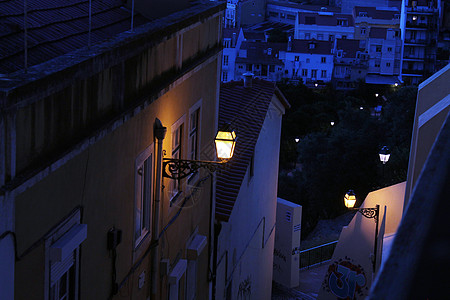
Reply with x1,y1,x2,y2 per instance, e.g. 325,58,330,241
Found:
299,240,338,270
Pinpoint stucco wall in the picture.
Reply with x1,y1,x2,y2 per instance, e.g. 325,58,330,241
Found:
216,96,285,300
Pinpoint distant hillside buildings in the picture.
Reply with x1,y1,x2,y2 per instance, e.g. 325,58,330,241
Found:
221,0,449,87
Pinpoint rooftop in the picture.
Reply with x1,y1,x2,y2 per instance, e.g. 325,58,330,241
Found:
0,0,149,74
297,12,354,27
369,27,389,39
353,6,400,20
216,78,278,221
336,39,365,58
236,41,285,65
289,39,333,55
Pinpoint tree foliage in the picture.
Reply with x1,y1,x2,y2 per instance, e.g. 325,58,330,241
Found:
277,83,417,237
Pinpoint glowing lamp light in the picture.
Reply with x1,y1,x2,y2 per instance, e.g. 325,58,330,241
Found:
394,83,398,87
215,130,237,160
295,138,300,143
379,146,391,164
330,121,335,126
315,83,318,87
375,93,379,97
344,190,357,208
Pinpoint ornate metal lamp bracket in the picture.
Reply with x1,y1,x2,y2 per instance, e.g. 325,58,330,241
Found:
355,207,379,222
162,158,225,180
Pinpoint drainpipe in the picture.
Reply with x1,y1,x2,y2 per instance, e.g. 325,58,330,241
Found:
152,118,166,299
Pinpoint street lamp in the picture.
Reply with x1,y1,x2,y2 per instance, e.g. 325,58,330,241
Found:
379,146,390,164
295,138,300,143
344,190,380,273
330,121,335,126
163,130,237,180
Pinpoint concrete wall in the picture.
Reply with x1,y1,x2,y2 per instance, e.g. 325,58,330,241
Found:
215,96,285,300
318,182,405,300
404,63,450,207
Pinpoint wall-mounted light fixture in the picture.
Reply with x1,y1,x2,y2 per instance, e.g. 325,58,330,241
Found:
163,130,237,180
344,189,380,273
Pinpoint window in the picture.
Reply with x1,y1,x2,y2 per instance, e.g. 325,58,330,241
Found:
311,69,317,78
238,65,243,69
45,209,86,300
269,65,275,72
189,104,201,161
305,33,311,39
223,40,230,48
223,55,229,66
360,28,366,35
329,34,335,41
387,47,392,52
246,64,252,71
135,145,153,247
376,45,382,52
317,34,324,40
341,35,347,39
375,61,380,68
306,58,310,63
358,12,368,17
337,19,348,26
309,43,315,49
269,11,278,17
321,70,327,78
321,57,326,63
302,69,308,76
386,62,391,67
222,71,228,82
170,116,185,203
295,56,299,61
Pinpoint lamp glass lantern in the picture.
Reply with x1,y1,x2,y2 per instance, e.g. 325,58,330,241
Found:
215,130,237,160
344,190,357,208
379,146,391,164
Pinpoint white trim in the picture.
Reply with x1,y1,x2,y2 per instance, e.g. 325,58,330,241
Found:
187,234,207,260
418,94,450,128
50,224,87,262
418,63,450,90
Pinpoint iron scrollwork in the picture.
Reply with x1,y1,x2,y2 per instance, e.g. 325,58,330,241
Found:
163,158,224,180
356,207,379,222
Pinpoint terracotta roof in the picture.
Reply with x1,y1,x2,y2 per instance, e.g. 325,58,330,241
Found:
0,0,149,74
297,12,354,27
289,39,333,55
353,6,399,20
216,78,277,222
336,39,365,58
235,41,285,65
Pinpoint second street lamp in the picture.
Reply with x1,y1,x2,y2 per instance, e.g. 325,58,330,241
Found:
344,190,380,273
163,130,237,180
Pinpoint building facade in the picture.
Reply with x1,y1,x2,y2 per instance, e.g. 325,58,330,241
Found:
0,1,225,299
400,0,442,85
295,11,355,41
214,77,289,300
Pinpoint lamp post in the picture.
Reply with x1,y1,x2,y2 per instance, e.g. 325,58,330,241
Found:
379,146,390,182
344,190,380,273
162,130,237,180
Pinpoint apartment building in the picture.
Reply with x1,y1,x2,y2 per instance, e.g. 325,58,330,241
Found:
234,41,285,81
333,39,369,89
400,0,442,85
279,39,334,84
266,1,341,25
0,1,225,299
222,28,245,82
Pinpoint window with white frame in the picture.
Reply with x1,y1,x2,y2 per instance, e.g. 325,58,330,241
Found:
135,145,153,247
170,116,185,203
321,57,326,63
222,71,228,82
302,69,308,76
321,70,327,78
311,69,317,78
360,28,366,35
46,210,87,300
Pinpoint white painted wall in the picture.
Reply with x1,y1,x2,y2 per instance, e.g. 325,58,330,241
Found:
280,51,334,82
216,97,285,300
295,25,354,40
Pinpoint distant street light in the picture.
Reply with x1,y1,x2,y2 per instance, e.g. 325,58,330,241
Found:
315,83,318,87
295,138,300,143
375,93,379,97
344,190,380,273
330,121,335,126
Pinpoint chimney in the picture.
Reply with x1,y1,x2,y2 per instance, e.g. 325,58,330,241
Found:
232,32,237,47
288,36,292,51
243,72,254,88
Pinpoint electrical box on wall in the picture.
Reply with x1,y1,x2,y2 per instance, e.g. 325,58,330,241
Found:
273,198,302,288
107,227,122,250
